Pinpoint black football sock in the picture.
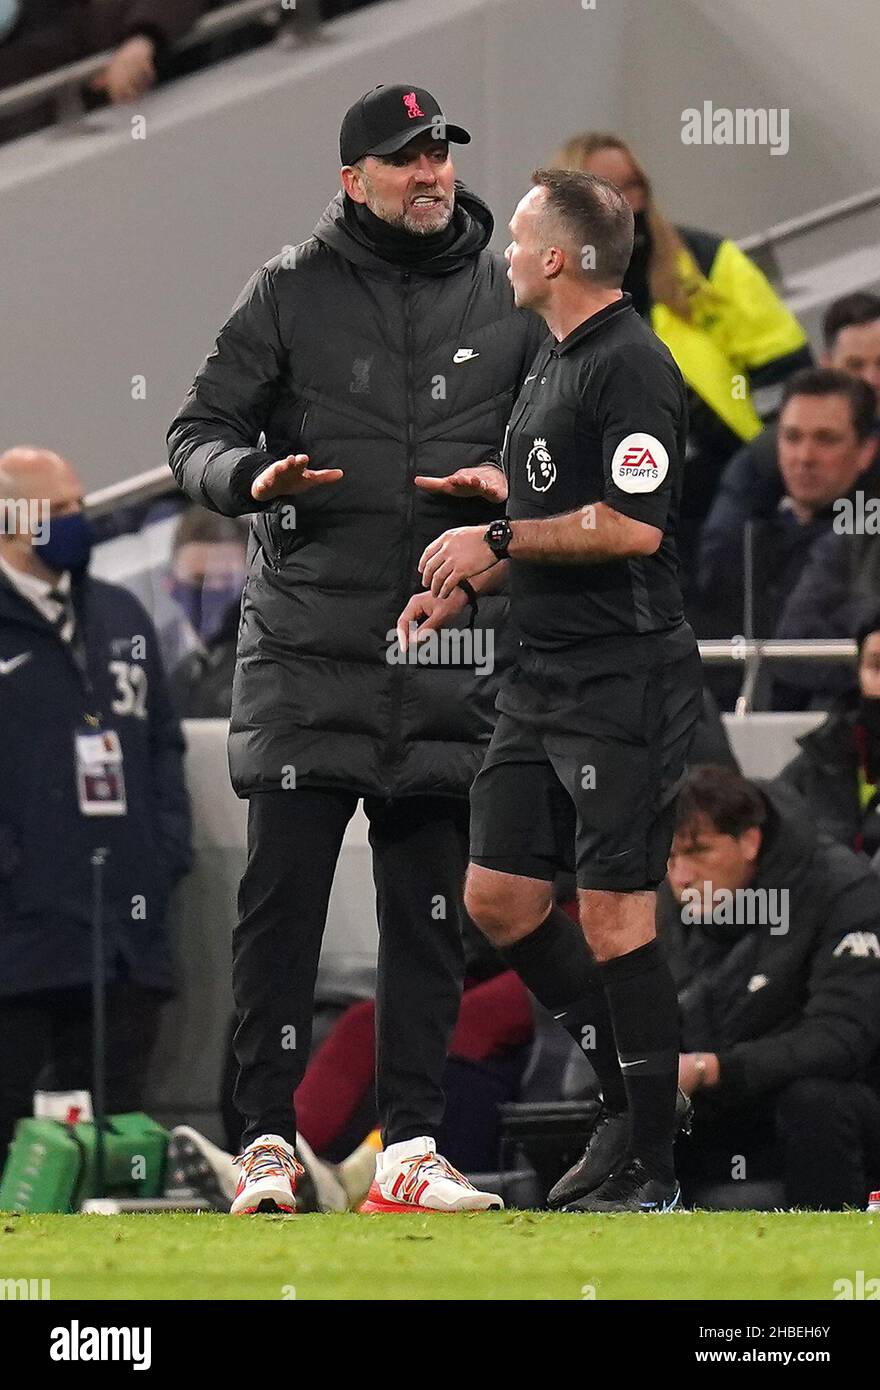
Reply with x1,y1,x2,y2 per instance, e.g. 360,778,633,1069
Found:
598,938,680,1183
499,906,627,1112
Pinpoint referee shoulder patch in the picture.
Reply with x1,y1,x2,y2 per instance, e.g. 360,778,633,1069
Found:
611,433,669,493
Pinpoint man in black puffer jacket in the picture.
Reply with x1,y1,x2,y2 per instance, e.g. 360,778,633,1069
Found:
168,83,544,1213
660,765,880,1209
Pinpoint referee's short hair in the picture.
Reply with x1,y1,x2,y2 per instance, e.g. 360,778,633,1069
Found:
531,167,634,288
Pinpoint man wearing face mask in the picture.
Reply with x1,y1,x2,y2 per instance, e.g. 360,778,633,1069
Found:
0,446,192,1162
165,509,248,719
776,611,880,857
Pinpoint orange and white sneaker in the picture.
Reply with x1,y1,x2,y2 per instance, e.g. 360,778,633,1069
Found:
360,1136,504,1213
230,1134,304,1214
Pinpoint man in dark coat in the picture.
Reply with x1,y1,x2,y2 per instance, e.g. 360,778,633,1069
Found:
167,83,544,1214
697,368,877,709
0,446,192,1159
698,290,880,636
660,764,880,1209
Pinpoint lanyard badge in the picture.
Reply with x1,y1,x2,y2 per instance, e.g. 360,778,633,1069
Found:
74,727,127,817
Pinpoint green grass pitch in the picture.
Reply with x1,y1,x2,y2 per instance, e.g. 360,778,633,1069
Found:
1,1210,877,1300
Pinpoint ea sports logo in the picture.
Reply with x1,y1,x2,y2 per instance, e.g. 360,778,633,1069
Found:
622,445,657,471
526,437,556,492
611,433,669,493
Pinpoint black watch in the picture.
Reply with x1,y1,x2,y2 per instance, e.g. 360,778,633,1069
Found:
484,517,513,560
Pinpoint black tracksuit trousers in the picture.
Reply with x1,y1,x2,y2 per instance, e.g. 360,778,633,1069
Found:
233,788,468,1150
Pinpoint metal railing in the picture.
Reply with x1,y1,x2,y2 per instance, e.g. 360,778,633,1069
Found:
85,464,178,518
701,638,857,717
0,1,321,123
737,185,880,282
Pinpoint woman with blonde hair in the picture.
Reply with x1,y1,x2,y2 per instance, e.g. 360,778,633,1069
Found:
552,133,812,576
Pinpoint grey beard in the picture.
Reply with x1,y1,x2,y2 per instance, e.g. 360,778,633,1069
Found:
398,204,454,236
367,196,454,237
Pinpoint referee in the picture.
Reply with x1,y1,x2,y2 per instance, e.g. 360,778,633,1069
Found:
412,169,703,1212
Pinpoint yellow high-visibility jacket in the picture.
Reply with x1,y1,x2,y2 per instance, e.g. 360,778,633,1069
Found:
652,228,811,443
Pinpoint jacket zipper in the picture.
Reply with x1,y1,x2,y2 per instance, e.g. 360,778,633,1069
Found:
384,272,416,798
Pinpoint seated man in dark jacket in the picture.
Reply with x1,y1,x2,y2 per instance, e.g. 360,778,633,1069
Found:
659,764,880,1210
0,445,192,1161
772,306,880,709
697,368,877,709
775,610,880,856
698,290,880,636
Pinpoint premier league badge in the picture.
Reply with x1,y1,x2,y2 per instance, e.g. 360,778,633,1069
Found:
526,437,556,492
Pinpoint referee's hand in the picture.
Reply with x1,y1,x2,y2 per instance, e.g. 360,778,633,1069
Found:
251,453,344,502
414,465,507,504
396,588,467,653
420,525,497,599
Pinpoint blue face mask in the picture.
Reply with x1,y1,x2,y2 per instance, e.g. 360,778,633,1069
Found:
38,512,95,576
170,575,244,645
0,1,21,44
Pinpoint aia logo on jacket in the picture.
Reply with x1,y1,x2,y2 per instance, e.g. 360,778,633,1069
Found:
611,432,670,494
403,92,425,119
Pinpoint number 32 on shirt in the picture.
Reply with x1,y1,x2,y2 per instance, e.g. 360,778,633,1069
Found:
109,660,148,720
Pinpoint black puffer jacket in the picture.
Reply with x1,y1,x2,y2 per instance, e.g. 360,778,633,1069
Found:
657,784,880,1101
168,187,544,799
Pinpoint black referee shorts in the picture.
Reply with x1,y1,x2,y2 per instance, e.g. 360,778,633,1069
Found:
470,628,703,893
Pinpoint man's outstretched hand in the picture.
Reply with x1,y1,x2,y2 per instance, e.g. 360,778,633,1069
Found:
251,454,343,502
414,465,507,504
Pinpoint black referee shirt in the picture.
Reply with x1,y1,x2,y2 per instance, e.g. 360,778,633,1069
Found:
502,293,688,651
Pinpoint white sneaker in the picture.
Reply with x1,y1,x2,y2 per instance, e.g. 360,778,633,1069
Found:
360,1136,504,1213
231,1134,303,1214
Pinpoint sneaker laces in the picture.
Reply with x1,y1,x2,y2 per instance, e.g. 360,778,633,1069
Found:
234,1142,304,1186
393,1150,476,1203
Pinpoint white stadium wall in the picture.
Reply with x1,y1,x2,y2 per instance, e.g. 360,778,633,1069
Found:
621,0,880,237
